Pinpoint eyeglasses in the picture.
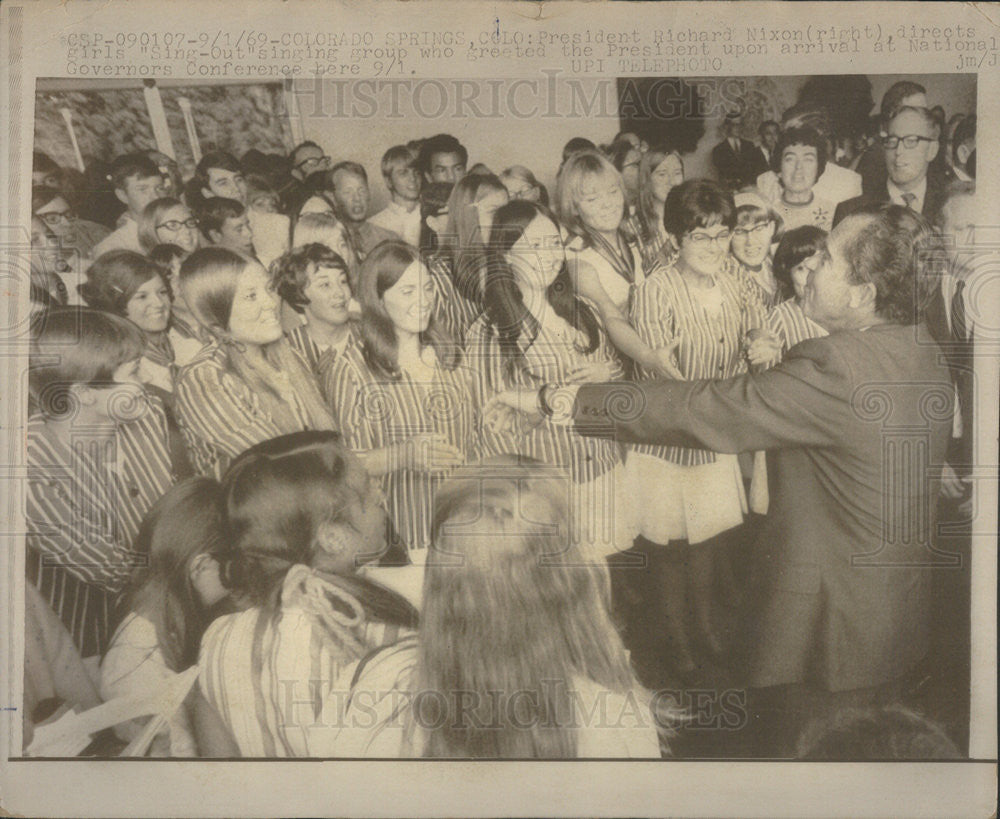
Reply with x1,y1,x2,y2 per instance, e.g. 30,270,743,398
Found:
881,134,935,150
733,223,773,239
686,230,732,247
157,218,199,232
37,210,74,226
296,155,331,170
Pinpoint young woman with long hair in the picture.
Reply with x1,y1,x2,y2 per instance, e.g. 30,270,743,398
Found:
100,477,232,756
428,172,508,330
174,247,335,479
466,200,634,563
320,240,477,561
625,143,685,270
557,150,682,380
137,197,200,256
333,459,665,758
196,431,419,757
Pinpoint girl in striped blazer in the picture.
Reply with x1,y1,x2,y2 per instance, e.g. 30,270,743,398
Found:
174,247,335,479
195,432,418,757
320,241,476,562
628,180,766,676
26,308,178,657
466,200,634,564
270,243,359,377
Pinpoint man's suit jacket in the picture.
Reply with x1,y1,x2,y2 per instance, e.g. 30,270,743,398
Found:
574,324,953,692
711,138,768,191
833,174,948,227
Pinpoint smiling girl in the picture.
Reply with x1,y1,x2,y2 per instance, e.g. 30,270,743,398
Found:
174,247,335,479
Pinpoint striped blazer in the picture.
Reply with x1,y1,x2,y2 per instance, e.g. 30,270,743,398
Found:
320,341,481,554
25,395,176,656
198,572,414,757
286,321,360,378
174,342,315,480
426,253,481,345
766,298,828,356
630,259,763,466
465,312,625,484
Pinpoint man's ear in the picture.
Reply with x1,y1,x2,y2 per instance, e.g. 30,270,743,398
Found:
849,281,878,313
956,143,971,166
926,139,940,164
201,186,214,201
315,520,356,560
114,188,129,207
207,229,222,245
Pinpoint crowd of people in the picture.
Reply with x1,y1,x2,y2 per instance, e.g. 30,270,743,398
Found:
23,78,976,759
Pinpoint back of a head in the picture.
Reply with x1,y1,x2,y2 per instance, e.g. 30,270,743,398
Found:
178,245,251,335
798,704,961,760
880,80,927,118
220,430,352,603
418,458,634,757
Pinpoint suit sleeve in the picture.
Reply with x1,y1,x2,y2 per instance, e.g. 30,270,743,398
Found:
573,336,847,452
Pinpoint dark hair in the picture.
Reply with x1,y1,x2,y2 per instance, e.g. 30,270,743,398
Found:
484,200,600,377
289,140,323,167
604,138,638,174
772,225,827,297
771,126,828,177
271,243,350,314
416,134,468,176
418,181,454,253
108,153,161,191
562,136,597,163
329,161,368,185
841,205,935,325
662,179,736,241
357,240,459,378
149,243,187,273
797,704,960,760
33,151,61,176
79,250,166,315
187,151,243,210
197,197,246,240
880,80,926,118
758,119,780,135
116,477,228,671
31,185,65,214
30,307,145,416
219,430,418,632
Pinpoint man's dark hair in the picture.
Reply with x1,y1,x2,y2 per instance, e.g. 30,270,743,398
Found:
197,197,246,239
880,80,927,118
108,153,161,191
416,134,468,175
951,114,976,166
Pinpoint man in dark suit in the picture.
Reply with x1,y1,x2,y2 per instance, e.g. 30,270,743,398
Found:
490,209,954,748
712,113,768,191
835,106,948,227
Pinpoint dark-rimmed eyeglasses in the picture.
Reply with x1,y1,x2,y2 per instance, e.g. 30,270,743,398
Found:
881,134,935,150
156,218,199,232
37,210,75,227
296,154,331,170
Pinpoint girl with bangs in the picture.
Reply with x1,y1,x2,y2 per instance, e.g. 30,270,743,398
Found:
626,179,764,677
270,243,360,376
195,432,418,757
174,247,335,479
79,250,175,395
557,150,682,380
466,200,634,564
138,198,200,257
729,190,783,314
320,240,479,562
626,143,685,270
332,459,665,758
26,308,178,657
426,172,509,339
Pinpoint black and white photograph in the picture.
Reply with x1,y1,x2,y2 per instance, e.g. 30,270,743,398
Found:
1,2,997,817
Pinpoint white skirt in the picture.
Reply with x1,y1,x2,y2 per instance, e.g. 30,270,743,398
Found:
625,451,747,545
564,463,638,565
